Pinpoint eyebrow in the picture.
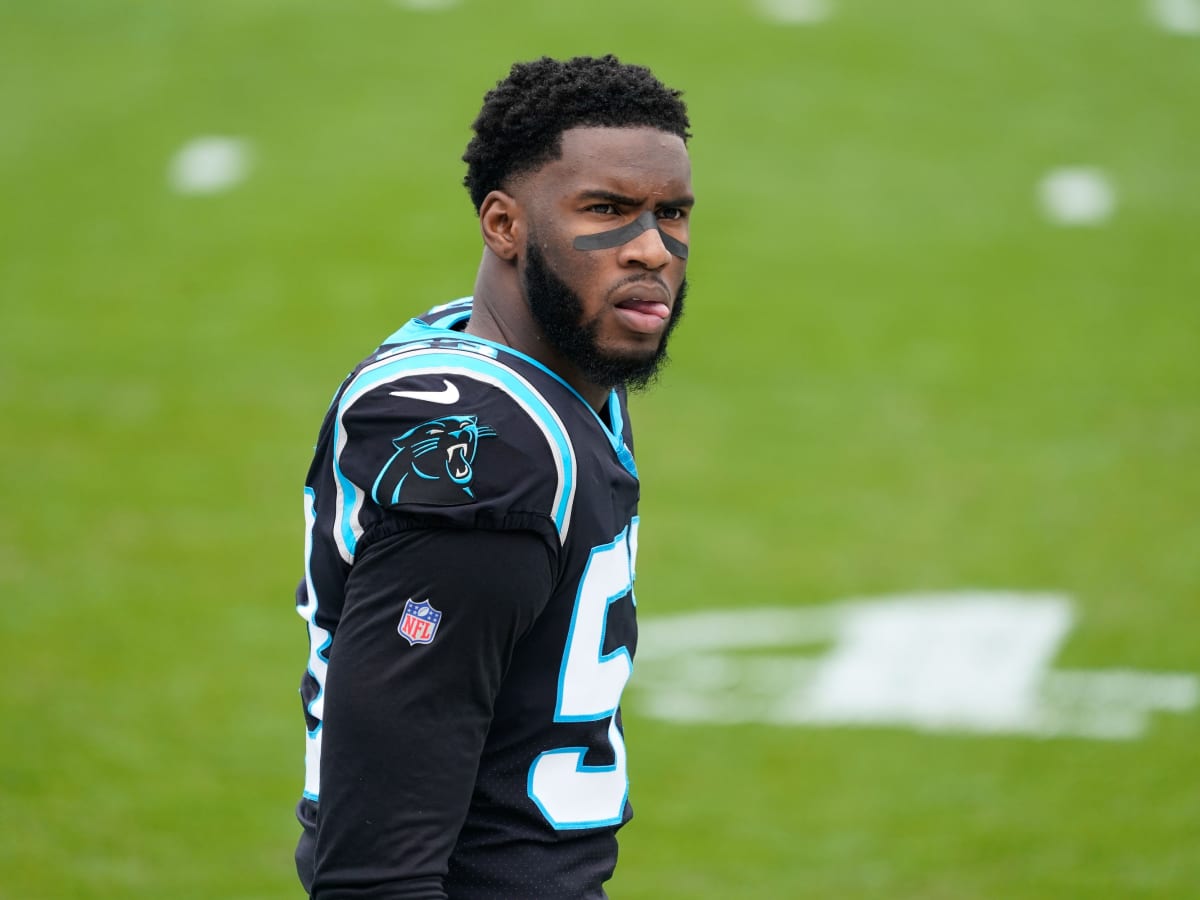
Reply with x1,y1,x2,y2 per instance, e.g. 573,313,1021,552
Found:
577,189,695,209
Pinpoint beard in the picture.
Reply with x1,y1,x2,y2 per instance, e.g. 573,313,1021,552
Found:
523,241,687,392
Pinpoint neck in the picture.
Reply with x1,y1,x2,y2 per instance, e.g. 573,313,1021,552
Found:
465,252,611,412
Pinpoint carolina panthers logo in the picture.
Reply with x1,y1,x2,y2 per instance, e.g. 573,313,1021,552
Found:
371,415,497,506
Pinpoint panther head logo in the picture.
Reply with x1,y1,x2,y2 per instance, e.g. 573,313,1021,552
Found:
371,415,497,505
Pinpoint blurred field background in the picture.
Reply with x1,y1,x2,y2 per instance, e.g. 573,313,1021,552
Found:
2,1,1198,897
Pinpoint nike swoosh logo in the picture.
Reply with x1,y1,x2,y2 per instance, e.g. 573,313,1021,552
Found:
389,379,460,404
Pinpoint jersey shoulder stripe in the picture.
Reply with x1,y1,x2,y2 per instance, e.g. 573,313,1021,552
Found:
330,345,578,563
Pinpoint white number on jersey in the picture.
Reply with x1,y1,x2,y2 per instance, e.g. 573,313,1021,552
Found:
528,523,638,829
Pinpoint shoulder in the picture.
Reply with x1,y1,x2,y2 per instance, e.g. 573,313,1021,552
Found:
330,324,579,547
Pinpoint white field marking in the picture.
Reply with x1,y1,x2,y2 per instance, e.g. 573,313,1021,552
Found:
1037,167,1116,226
1148,0,1200,34
168,136,252,195
392,0,460,10
632,591,1198,740
754,0,833,25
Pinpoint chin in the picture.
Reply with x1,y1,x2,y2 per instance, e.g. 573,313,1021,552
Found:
601,336,661,364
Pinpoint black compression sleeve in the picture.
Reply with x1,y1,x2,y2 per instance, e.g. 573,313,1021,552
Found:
310,526,556,899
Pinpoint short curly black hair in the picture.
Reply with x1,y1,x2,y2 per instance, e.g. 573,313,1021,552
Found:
462,55,691,213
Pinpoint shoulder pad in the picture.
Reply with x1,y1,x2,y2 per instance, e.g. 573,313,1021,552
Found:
331,346,577,545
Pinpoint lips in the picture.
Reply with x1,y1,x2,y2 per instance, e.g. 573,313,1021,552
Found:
611,279,672,329
616,298,670,319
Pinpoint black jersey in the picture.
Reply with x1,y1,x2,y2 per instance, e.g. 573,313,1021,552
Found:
294,298,641,899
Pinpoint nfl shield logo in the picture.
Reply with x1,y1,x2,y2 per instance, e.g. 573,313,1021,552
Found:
398,599,442,646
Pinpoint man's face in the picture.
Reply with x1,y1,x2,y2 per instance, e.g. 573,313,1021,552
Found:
516,126,693,391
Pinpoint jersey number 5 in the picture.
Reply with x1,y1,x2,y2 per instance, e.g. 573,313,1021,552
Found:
528,523,638,830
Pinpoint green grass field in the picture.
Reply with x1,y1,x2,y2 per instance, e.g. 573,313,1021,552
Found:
3,2,1198,897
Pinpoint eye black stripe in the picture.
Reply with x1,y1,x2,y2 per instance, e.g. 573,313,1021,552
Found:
572,210,688,259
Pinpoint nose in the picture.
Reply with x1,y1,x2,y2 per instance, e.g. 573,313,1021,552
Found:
618,223,672,271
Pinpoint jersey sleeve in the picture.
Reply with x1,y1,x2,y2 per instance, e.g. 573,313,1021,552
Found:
305,356,577,896
329,362,575,556
311,525,557,898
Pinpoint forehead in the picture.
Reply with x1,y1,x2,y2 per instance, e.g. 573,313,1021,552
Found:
532,125,692,200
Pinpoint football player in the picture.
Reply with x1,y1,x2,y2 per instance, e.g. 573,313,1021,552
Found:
294,54,693,899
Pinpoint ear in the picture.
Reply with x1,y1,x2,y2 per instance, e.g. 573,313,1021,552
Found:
478,190,524,262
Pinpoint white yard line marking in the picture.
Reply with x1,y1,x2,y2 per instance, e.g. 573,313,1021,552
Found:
392,0,460,10
168,136,253,195
633,591,1197,740
754,0,833,25
1037,167,1116,227
1148,0,1200,35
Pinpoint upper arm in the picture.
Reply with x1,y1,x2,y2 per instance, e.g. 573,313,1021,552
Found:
312,525,556,896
